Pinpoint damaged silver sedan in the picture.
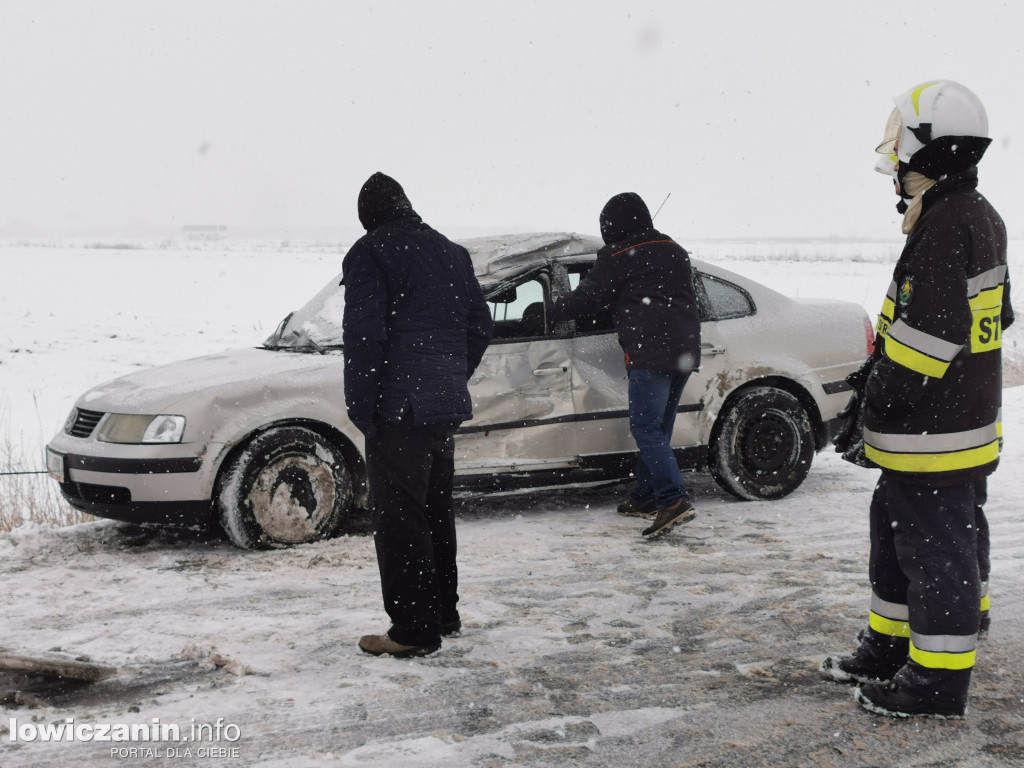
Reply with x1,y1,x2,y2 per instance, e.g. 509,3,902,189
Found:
46,233,872,548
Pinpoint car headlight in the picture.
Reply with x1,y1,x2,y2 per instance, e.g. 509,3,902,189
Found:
96,414,186,444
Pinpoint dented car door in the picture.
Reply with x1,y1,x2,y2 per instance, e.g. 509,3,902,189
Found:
455,271,579,477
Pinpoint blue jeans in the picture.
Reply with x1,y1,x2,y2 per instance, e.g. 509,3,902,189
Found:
627,368,691,509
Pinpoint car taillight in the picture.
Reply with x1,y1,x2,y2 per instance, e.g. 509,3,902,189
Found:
863,315,876,356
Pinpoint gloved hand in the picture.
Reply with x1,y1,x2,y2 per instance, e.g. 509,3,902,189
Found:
832,392,861,454
832,356,878,468
832,392,875,468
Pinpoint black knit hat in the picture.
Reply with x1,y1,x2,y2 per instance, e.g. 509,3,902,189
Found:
599,192,653,244
357,172,414,231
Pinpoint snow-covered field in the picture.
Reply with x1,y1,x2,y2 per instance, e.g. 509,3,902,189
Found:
2,238,1023,767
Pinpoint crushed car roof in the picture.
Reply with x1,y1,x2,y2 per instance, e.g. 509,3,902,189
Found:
462,232,604,282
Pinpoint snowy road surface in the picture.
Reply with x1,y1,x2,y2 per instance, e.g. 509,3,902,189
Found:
2,415,1024,766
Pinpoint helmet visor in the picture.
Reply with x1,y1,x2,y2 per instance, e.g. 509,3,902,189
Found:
875,107,902,155
874,152,898,177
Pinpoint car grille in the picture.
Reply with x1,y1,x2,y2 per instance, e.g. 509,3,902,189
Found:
68,408,105,437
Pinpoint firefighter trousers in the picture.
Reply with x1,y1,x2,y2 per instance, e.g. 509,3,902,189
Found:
868,472,980,698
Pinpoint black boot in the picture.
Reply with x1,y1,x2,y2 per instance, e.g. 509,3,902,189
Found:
440,618,462,637
856,661,970,719
821,628,907,684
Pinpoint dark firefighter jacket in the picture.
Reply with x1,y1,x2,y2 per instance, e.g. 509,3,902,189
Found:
341,180,493,437
552,194,701,374
864,168,1014,484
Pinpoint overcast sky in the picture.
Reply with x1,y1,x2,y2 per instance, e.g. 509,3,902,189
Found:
2,0,1021,241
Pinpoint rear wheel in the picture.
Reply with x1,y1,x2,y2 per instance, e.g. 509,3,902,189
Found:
709,386,814,501
216,425,353,549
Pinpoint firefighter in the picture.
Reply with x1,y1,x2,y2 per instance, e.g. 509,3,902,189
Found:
822,80,1013,718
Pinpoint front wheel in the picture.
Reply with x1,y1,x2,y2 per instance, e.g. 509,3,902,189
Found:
709,386,814,501
215,425,353,549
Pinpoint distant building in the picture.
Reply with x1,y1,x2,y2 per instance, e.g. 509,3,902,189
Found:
183,225,227,241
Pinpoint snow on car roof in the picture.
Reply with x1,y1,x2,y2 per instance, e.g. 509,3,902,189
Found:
462,232,604,281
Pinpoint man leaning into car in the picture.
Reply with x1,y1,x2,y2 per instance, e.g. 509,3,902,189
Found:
342,172,493,658
553,192,702,537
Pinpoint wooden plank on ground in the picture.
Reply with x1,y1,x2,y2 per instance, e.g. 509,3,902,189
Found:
0,648,117,681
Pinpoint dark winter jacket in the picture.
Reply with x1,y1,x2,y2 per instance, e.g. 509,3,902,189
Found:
864,168,1013,484
342,173,493,436
552,192,701,373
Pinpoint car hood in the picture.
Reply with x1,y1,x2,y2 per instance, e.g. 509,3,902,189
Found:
77,347,338,414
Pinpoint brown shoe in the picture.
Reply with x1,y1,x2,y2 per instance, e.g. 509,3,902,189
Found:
617,497,657,518
641,500,696,537
358,634,440,658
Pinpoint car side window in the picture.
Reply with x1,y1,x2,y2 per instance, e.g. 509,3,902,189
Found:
698,273,755,322
487,277,551,341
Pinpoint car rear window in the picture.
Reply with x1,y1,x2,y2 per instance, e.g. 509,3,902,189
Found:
699,274,755,321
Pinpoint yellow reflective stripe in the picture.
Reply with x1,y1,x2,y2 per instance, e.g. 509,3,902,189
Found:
871,592,909,620
880,296,895,322
887,320,962,362
869,611,910,638
980,593,991,612
969,286,1003,311
865,423,998,454
884,335,951,377
971,311,1003,342
966,266,1007,297
970,288,1004,352
877,283,897,337
877,298,895,338
865,440,1001,473
911,82,938,116
909,640,975,670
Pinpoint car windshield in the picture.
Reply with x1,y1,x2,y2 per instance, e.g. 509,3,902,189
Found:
263,271,346,352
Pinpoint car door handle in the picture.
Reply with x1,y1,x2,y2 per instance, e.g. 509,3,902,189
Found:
701,343,726,356
534,366,569,375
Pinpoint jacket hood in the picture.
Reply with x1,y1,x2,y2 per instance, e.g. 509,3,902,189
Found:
357,172,417,230
599,192,653,244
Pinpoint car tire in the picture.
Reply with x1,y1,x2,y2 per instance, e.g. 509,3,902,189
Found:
709,386,814,501
215,425,353,549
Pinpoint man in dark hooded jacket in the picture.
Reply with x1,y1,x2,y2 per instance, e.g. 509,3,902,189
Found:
553,192,701,536
342,172,493,657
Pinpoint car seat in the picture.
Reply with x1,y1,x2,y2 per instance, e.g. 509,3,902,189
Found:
520,302,546,337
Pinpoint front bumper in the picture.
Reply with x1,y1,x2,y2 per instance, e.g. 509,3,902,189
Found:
46,432,223,528
57,482,214,528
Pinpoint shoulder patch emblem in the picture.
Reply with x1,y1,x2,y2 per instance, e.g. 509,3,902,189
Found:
899,277,913,305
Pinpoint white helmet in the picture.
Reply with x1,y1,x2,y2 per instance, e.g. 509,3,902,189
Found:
876,80,991,178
